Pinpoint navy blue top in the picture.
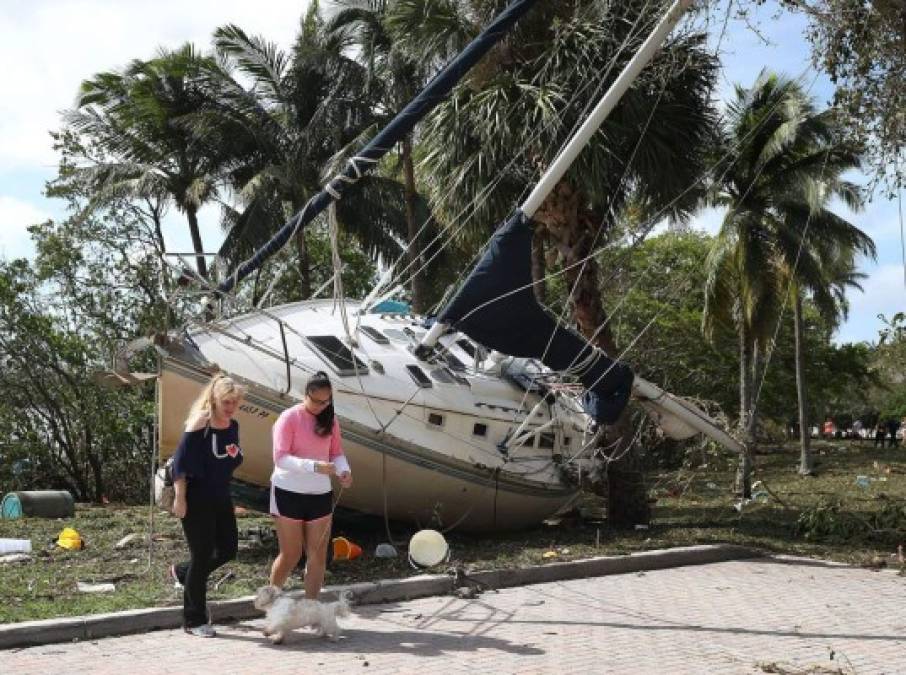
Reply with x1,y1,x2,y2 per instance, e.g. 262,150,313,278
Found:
171,420,243,500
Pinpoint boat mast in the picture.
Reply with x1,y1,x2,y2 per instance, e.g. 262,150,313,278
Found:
419,0,696,349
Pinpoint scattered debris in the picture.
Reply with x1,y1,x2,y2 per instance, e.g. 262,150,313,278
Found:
634,524,649,530
332,536,363,562
115,533,140,549
542,550,558,559
214,571,235,590
854,475,871,490
76,582,115,594
0,553,32,564
374,543,398,559
454,586,479,599
0,538,32,554
408,530,449,568
56,528,84,551
578,506,606,522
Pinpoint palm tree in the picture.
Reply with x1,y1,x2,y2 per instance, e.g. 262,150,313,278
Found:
197,3,412,301
326,0,436,312
67,45,227,280
704,71,875,491
388,0,719,526
792,247,872,475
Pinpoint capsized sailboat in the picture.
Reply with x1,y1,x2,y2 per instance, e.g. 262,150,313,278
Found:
147,0,742,531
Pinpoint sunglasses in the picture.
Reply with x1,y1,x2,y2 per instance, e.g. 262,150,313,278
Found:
308,394,332,407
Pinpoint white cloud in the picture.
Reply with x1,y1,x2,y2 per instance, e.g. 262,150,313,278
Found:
0,1,307,172
0,196,51,259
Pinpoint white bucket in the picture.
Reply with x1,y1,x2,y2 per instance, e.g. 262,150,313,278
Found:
0,538,32,554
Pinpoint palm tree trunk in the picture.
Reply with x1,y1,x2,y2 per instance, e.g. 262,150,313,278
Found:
792,290,813,474
186,206,208,279
539,180,648,528
531,226,547,304
295,230,311,300
402,136,428,313
737,322,753,498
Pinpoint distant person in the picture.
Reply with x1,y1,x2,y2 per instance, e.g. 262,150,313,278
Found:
852,419,863,445
887,418,901,449
170,373,246,638
874,423,887,448
823,418,835,440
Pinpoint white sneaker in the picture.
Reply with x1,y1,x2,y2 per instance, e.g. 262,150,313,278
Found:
185,623,216,638
169,564,184,590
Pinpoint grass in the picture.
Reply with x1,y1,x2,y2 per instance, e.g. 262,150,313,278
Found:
1,440,904,625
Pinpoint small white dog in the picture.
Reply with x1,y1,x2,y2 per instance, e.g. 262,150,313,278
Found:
254,585,351,644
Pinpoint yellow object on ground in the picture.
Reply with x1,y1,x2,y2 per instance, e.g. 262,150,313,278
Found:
56,527,84,550
332,536,362,561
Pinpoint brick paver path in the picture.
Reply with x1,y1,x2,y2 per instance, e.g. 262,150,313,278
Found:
3,557,904,674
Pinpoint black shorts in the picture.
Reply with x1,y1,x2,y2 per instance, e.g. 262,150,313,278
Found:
270,486,333,522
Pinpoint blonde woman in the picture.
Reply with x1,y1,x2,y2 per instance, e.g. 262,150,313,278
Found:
169,373,246,638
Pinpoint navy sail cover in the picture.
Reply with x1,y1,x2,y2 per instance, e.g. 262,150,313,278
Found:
436,211,633,424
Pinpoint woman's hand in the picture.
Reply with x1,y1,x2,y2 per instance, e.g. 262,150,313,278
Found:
338,471,353,489
172,496,187,519
314,461,336,475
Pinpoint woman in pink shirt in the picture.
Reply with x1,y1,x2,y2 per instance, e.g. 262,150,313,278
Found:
269,371,353,599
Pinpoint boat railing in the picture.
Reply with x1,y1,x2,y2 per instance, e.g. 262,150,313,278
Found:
204,319,294,395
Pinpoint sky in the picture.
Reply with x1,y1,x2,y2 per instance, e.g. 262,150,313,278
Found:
0,0,902,344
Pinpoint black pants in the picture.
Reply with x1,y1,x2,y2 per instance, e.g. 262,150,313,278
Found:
177,495,238,627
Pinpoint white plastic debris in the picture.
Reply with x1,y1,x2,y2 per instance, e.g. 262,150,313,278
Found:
76,582,116,593
0,538,32,555
0,553,31,564
408,530,450,568
115,533,140,549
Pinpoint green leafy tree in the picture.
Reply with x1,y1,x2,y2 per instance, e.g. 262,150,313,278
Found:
777,0,906,189
0,258,153,502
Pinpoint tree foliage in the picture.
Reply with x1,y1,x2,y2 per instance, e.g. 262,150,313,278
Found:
777,0,906,190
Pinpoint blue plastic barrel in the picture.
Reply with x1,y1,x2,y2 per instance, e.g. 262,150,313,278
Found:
1,493,23,519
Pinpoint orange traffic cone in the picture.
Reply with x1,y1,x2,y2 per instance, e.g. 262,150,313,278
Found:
332,536,363,561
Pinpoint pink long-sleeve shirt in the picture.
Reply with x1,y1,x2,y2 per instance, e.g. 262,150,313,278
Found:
270,404,349,494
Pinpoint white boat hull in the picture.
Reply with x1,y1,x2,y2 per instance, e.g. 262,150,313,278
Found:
158,333,582,531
